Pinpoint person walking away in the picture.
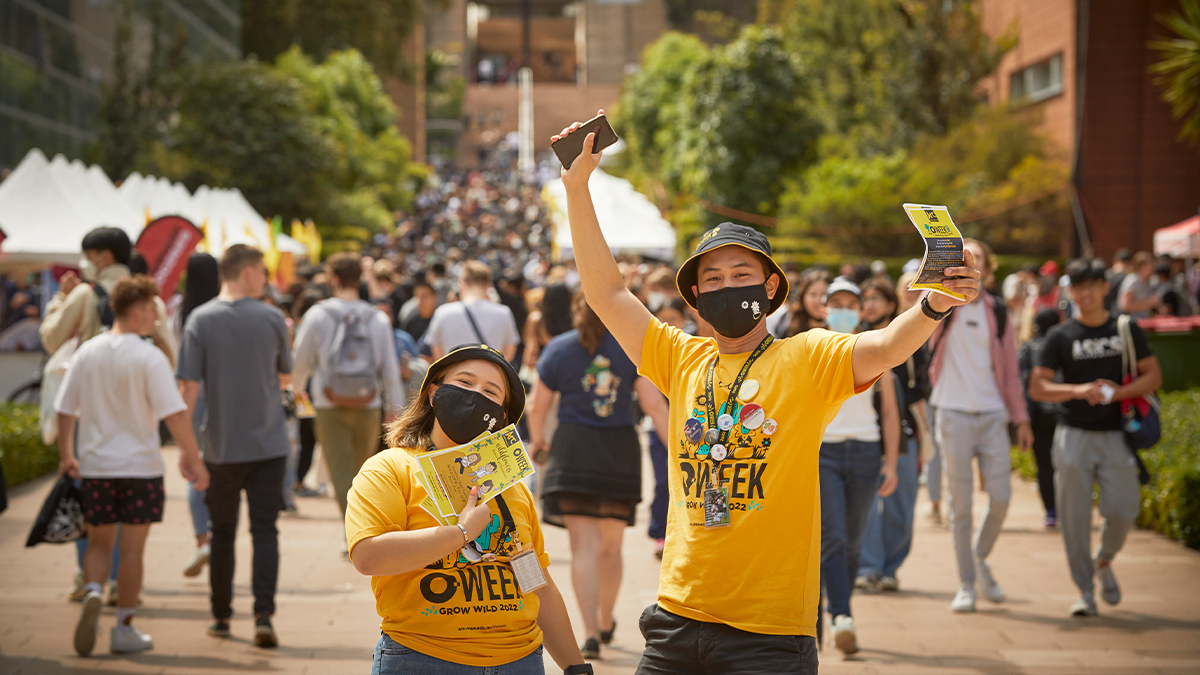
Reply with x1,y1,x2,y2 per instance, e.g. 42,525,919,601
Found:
1029,258,1161,617
857,279,929,593
177,244,292,647
527,294,669,660
1117,251,1161,319
817,278,900,655
645,297,689,559
553,113,982,675
175,253,220,577
41,227,176,603
291,252,405,523
346,344,593,674
425,261,520,361
56,276,209,656
1104,249,1132,311
1018,309,1063,528
927,239,1034,614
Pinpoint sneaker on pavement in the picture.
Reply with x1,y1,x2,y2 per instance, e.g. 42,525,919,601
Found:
207,619,231,638
880,576,900,592
976,559,1005,603
183,544,210,578
925,503,942,524
580,637,600,659
600,618,616,645
68,572,87,603
1070,593,1098,617
110,624,154,653
653,538,665,560
951,585,977,613
74,591,102,656
854,574,879,593
832,615,859,655
1096,560,1121,605
254,614,278,648
1044,508,1057,528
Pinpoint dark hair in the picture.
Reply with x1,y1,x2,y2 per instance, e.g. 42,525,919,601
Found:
1114,248,1133,263
860,278,899,322
127,252,148,275
111,275,160,318
81,227,132,266
787,270,831,337
293,288,325,322
541,282,573,337
413,279,434,293
384,362,512,450
1033,308,1061,338
572,292,607,355
326,252,363,288
219,244,264,281
1065,258,1107,285
181,253,220,328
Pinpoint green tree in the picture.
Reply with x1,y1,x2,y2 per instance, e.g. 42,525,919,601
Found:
1150,0,1200,145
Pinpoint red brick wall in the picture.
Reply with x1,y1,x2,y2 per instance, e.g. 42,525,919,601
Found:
1078,0,1200,258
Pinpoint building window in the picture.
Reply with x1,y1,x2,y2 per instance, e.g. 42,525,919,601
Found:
1010,53,1063,105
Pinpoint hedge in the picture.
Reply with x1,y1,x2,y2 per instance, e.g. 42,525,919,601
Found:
0,403,58,488
1008,389,1200,550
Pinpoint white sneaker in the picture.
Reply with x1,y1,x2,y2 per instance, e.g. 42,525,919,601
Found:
879,576,899,592
110,624,154,653
854,574,879,593
1070,592,1098,617
976,559,1005,603
1096,560,1121,605
183,544,210,578
74,591,102,656
68,571,87,602
831,615,859,655
951,585,976,613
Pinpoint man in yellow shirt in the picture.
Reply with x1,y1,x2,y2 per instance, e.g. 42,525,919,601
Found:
554,113,982,674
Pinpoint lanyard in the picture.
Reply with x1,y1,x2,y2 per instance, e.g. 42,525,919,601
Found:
703,335,773,453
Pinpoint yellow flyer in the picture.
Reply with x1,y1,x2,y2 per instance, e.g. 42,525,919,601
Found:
415,424,535,516
903,203,966,301
414,473,452,526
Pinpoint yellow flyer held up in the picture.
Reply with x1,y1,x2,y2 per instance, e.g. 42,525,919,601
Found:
415,424,535,516
903,203,966,301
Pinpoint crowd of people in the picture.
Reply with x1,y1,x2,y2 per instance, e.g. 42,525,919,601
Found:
25,128,1176,673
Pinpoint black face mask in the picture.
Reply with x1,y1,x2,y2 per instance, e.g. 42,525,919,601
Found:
696,284,770,338
432,384,507,445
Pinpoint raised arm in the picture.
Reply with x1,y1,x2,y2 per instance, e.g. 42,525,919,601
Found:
555,112,653,366
851,249,982,388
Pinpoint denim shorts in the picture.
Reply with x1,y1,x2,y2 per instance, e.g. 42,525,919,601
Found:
372,632,545,675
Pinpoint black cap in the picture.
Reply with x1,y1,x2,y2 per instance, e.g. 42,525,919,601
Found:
419,344,525,425
675,222,789,314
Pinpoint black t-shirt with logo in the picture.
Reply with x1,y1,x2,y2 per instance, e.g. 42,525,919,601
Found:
1035,315,1152,431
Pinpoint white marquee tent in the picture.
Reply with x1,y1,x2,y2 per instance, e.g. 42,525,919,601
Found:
543,169,676,261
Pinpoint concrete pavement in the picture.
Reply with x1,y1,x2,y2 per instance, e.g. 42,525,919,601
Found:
2,445,1199,674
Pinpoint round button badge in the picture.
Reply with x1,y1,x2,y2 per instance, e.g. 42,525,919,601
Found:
709,444,728,462
740,404,765,430
762,418,778,436
684,417,704,444
704,427,721,446
717,414,735,431
738,379,760,401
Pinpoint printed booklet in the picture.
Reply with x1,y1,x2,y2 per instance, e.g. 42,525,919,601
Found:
415,425,535,523
903,203,966,301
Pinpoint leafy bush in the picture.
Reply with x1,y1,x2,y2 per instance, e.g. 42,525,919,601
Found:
1137,389,1200,549
0,403,58,488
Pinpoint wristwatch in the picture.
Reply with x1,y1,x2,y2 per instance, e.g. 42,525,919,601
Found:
920,294,953,321
565,665,594,675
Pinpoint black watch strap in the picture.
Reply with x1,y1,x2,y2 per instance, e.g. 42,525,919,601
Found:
565,665,594,675
921,294,953,321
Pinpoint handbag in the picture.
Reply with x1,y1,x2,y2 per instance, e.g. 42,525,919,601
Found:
1118,315,1159,484
26,475,86,547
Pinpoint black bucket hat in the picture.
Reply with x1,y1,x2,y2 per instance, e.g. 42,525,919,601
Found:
676,222,789,314
419,344,525,425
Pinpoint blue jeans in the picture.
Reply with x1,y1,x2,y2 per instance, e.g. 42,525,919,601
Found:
819,440,882,619
188,482,210,538
372,633,545,675
648,430,669,540
858,438,919,579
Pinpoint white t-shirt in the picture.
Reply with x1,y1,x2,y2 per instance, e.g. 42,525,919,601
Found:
823,385,881,443
930,299,1006,414
55,332,187,478
425,299,520,354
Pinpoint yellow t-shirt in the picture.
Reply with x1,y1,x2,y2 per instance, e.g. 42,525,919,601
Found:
346,448,551,666
638,319,870,637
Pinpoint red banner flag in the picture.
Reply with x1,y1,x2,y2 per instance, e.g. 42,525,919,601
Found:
136,216,203,299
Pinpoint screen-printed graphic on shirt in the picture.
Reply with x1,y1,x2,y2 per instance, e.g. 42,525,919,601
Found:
580,354,622,418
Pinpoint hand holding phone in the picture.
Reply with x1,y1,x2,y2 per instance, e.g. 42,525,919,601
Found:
1100,383,1115,405
551,113,618,170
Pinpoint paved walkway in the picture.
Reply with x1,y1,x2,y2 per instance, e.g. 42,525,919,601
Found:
2,446,1199,674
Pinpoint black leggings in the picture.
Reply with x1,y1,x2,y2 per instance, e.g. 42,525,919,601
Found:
1030,410,1057,514
296,417,316,486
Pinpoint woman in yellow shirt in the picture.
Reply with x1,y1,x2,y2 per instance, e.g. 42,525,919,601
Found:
345,344,591,675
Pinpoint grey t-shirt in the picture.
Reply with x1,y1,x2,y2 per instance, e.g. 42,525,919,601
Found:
1118,274,1154,319
177,298,292,464
425,299,520,354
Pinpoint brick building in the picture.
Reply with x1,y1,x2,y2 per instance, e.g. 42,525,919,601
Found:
979,0,1200,259
425,0,669,167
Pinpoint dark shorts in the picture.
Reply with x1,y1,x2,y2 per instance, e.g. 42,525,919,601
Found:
636,604,818,675
80,477,165,526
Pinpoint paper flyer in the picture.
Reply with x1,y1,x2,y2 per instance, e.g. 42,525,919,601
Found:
903,203,966,301
415,425,535,517
414,473,452,526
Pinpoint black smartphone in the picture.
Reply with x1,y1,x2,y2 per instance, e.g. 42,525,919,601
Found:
551,114,618,169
